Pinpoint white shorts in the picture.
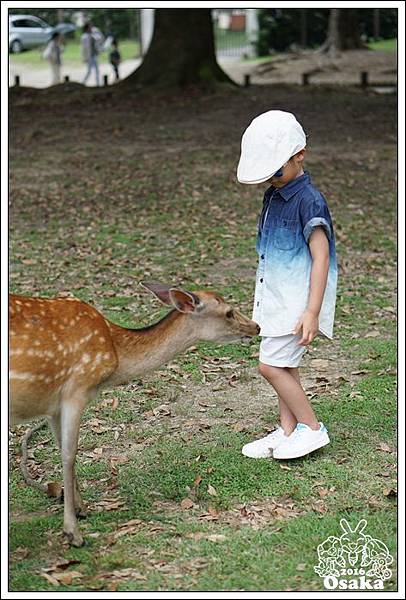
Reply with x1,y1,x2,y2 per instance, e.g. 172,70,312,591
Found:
259,334,307,368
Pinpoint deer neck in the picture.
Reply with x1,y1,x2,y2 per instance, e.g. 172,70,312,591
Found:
105,310,198,386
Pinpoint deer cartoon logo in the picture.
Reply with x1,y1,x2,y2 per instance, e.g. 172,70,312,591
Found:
314,519,393,589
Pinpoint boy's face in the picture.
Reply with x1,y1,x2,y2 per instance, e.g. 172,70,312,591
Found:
268,149,306,188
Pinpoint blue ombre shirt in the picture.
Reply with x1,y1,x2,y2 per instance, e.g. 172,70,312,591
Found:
253,171,337,338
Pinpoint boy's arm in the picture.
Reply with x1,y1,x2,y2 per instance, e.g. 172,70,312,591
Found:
294,227,330,346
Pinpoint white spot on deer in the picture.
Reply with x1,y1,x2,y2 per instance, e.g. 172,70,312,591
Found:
98,336,106,343
9,348,24,357
33,340,41,346
82,353,91,364
95,352,104,364
15,300,22,305
9,370,35,381
104,352,111,360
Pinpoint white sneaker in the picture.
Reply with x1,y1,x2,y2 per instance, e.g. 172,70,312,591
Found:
273,422,330,460
242,427,288,459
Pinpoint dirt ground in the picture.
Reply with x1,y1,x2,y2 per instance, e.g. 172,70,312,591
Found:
9,48,397,89
246,48,397,86
8,79,397,591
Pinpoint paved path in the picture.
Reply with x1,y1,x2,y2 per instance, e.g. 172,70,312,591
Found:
9,57,246,88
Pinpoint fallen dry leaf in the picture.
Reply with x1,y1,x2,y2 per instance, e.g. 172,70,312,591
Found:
364,330,380,338
310,359,331,369
46,482,63,499
180,498,195,510
193,474,203,488
207,484,218,497
377,442,394,453
231,422,246,433
383,488,397,498
206,534,226,543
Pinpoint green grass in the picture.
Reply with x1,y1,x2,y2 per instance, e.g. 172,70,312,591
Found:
9,86,397,591
368,38,397,51
9,38,140,65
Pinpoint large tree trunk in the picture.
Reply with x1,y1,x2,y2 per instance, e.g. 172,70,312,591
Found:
320,8,367,57
122,9,234,88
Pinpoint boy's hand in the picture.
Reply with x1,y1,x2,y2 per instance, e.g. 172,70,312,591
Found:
294,310,319,346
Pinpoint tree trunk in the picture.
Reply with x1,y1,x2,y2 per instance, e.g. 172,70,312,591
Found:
320,8,367,56
300,9,308,48
373,8,380,39
122,8,234,88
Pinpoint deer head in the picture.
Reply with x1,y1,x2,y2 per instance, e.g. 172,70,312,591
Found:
141,282,260,343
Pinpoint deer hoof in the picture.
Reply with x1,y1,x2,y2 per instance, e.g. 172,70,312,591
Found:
63,529,85,547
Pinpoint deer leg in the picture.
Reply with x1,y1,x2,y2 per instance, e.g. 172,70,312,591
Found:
48,414,87,517
60,397,86,547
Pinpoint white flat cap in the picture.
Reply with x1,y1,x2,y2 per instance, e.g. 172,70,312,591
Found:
237,110,307,184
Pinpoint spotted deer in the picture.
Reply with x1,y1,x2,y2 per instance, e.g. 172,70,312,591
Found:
9,283,259,546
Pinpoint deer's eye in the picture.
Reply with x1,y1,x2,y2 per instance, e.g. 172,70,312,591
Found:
226,310,234,319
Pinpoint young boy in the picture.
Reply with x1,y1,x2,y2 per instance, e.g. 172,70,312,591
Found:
237,110,338,460
109,38,121,81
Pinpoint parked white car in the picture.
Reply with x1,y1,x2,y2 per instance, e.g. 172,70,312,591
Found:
9,14,75,53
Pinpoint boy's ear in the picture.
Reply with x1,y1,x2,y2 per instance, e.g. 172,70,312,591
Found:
296,148,306,162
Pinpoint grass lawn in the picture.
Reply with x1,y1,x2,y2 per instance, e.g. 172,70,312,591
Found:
9,84,397,591
9,38,140,66
368,37,397,50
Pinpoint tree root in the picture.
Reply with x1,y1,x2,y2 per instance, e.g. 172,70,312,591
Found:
20,420,48,493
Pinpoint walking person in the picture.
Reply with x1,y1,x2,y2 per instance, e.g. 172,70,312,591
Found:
43,32,63,85
109,38,121,81
81,22,100,86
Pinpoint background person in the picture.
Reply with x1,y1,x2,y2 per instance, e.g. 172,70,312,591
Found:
109,38,121,81
81,22,101,86
43,31,63,86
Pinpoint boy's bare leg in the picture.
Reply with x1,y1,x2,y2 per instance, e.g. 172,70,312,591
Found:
259,362,319,430
278,395,297,435
277,367,301,434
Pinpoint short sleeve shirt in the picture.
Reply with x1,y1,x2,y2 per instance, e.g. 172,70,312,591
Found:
253,171,338,338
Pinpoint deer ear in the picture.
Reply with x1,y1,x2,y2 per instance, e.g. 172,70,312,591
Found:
340,519,352,534
169,288,200,313
140,282,173,306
